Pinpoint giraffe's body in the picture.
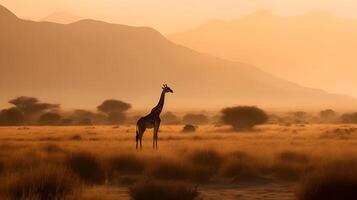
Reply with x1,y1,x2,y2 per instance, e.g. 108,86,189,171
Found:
136,84,173,149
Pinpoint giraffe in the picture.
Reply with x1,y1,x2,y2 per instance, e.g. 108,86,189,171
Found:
136,84,174,149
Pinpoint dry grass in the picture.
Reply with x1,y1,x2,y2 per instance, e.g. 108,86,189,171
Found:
297,159,357,200
0,124,356,199
129,180,200,200
66,151,105,184
0,165,81,200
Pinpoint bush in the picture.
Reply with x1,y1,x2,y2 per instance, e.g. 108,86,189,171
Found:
182,113,209,125
97,99,131,114
129,180,199,200
0,165,81,200
97,99,131,125
161,112,181,125
66,152,105,184
319,109,336,123
108,153,145,175
273,151,310,180
8,96,59,123
219,151,263,181
182,124,196,133
221,106,268,130
108,111,126,124
0,107,24,125
189,149,222,181
79,118,93,125
297,160,357,200
61,118,73,125
38,112,62,125
145,159,191,180
340,112,357,123
277,151,309,163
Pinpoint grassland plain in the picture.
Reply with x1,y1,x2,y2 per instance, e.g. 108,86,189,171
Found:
0,124,356,199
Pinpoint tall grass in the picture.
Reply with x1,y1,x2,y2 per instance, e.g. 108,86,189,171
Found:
129,180,199,200
0,165,81,200
297,159,357,200
66,151,105,184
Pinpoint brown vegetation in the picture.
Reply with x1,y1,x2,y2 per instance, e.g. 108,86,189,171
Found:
297,159,357,200
182,124,196,133
0,165,81,200
66,152,106,184
182,113,209,125
129,180,199,200
221,106,269,130
0,124,355,199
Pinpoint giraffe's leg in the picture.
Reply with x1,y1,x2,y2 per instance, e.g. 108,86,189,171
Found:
139,128,145,149
136,128,139,149
154,120,161,149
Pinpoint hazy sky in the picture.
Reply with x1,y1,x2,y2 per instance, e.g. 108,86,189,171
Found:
1,0,357,33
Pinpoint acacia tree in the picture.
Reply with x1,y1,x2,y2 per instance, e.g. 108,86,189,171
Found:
97,99,131,124
182,113,209,125
0,107,25,125
8,96,59,122
320,109,337,123
161,112,181,125
38,112,62,125
221,106,268,131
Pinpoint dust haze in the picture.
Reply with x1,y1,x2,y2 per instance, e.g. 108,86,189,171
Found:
1,1,357,200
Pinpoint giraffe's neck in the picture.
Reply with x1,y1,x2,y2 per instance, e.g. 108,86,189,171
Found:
151,90,165,115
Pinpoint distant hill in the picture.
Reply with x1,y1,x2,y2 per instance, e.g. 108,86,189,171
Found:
1,5,356,110
41,12,83,24
169,10,357,98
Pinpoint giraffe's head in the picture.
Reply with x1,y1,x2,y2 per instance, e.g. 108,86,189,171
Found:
162,84,174,93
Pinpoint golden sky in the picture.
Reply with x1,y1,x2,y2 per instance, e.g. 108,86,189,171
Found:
1,0,357,33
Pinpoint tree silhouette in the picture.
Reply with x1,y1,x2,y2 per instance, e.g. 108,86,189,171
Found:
9,96,59,121
221,106,268,131
97,99,131,124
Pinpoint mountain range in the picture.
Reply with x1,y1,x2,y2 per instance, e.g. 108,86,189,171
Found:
169,10,357,98
41,12,83,24
1,5,356,110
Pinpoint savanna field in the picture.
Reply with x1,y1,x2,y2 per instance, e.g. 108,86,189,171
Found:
1,124,357,200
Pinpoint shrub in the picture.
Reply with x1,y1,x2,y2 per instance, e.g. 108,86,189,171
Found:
188,149,222,181
297,160,357,200
189,149,222,169
161,112,181,125
8,96,59,122
0,165,81,200
97,99,131,114
41,143,64,154
129,180,199,200
0,107,24,125
66,152,105,184
340,112,357,123
220,152,262,181
108,111,126,124
145,159,191,180
182,124,196,133
61,118,73,125
221,106,268,130
97,99,131,125
277,151,309,163
71,110,95,125
182,113,209,125
70,134,82,140
38,112,62,125
273,151,310,180
79,118,93,125
319,109,336,123
108,153,145,175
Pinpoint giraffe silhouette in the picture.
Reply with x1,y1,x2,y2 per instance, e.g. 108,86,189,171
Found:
136,84,174,149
